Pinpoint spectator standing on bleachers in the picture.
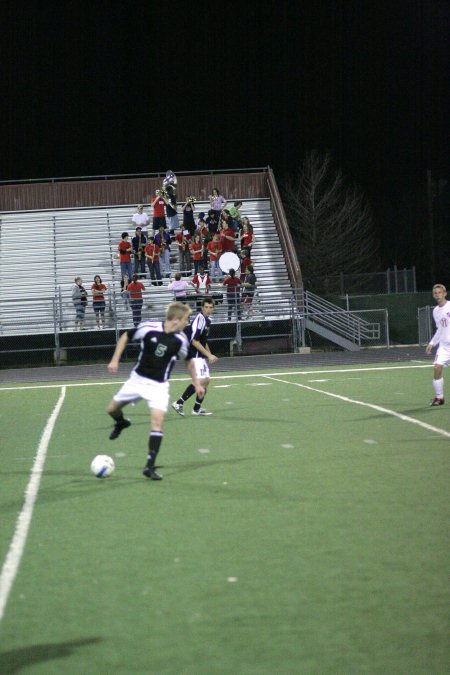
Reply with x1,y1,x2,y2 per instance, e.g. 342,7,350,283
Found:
195,212,206,231
209,188,227,221
118,232,133,282
154,226,172,278
176,228,192,276
206,209,219,235
165,185,179,234
91,275,108,329
145,236,163,286
182,198,196,237
228,201,243,232
240,219,255,255
127,274,145,326
151,190,168,231
192,266,211,296
121,272,130,310
168,272,193,303
239,249,253,282
220,214,237,254
190,234,204,275
132,226,147,278
241,264,257,317
197,214,210,269
131,204,150,235
207,232,223,282
72,276,88,330
222,268,241,321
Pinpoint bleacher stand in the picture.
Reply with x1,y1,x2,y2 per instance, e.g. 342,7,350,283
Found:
0,199,293,335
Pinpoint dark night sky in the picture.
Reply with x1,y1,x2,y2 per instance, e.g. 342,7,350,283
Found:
1,0,449,283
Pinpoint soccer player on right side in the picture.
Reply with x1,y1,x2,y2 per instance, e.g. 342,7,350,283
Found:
172,296,218,416
425,283,450,406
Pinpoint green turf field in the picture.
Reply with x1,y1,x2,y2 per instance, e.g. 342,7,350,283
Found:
1,363,449,674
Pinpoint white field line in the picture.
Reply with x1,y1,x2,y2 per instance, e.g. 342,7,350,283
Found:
263,376,450,439
0,386,66,622
0,363,431,392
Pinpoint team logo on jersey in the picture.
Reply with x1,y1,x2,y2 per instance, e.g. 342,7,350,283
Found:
155,343,168,357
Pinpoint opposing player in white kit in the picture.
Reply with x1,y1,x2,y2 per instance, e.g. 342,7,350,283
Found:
172,297,218,416
425,284,450,406
106,301,205,480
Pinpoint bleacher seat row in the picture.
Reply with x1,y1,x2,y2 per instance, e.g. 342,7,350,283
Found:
0,199,294,334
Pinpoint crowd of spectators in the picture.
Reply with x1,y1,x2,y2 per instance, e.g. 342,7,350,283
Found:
71,186,258,330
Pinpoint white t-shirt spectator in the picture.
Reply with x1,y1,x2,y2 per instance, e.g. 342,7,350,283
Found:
132,208,150,233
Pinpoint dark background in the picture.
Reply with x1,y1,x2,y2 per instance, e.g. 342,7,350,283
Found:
1,0,448,287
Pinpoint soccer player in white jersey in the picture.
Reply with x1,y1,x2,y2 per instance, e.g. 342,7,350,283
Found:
425,284,450,406
106,302,205,480
172,297,218,416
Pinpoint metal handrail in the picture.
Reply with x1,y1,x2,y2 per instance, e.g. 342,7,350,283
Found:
266,167,302,289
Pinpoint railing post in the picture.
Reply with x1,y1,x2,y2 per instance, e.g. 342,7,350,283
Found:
53,298,61,364
385,309,390,348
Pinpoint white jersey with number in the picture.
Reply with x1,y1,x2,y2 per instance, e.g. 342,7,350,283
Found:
431,301,450,348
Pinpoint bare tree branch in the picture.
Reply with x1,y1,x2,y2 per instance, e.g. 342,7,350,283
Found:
282,151,380,290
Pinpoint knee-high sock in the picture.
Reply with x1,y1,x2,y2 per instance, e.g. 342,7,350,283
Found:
433,377,444,398
177,384,196,404
109,410,124,422
146,431,163,467
193,395,205,412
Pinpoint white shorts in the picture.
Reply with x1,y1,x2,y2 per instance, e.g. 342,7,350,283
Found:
113,371,170,411
434,345,450,367
192,357,210,380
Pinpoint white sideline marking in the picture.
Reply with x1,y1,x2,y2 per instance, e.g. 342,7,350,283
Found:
0,363,431,392
263,376,450,439
0,386,66,622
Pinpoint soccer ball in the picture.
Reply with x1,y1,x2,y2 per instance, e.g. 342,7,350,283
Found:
90,454,115,478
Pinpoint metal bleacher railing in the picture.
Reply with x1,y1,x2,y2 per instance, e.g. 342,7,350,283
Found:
0,197,292,336
0,195,391,361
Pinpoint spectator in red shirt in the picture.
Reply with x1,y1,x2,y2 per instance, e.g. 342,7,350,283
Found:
151,190,168,231
239,249,253,282
240,219,255,255
192,266,211,295
118,232,133,282
222,268,241,321
91,275,108,329
207,232,223,281
220,219,236,254
145,237,163,286
127,274,145,326
190,234,204,275
175,229,192,275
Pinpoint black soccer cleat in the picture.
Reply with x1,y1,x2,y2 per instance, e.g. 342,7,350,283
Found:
142,466,163,480
109,418,131,440
430,397,445,406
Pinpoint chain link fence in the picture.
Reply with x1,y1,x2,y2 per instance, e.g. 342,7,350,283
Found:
417,306,433,345
0,288,394,367
306,267,416,295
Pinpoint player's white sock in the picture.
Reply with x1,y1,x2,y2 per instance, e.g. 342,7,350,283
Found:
433,378,444,398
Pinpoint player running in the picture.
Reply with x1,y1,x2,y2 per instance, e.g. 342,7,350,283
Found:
172,296,218,416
